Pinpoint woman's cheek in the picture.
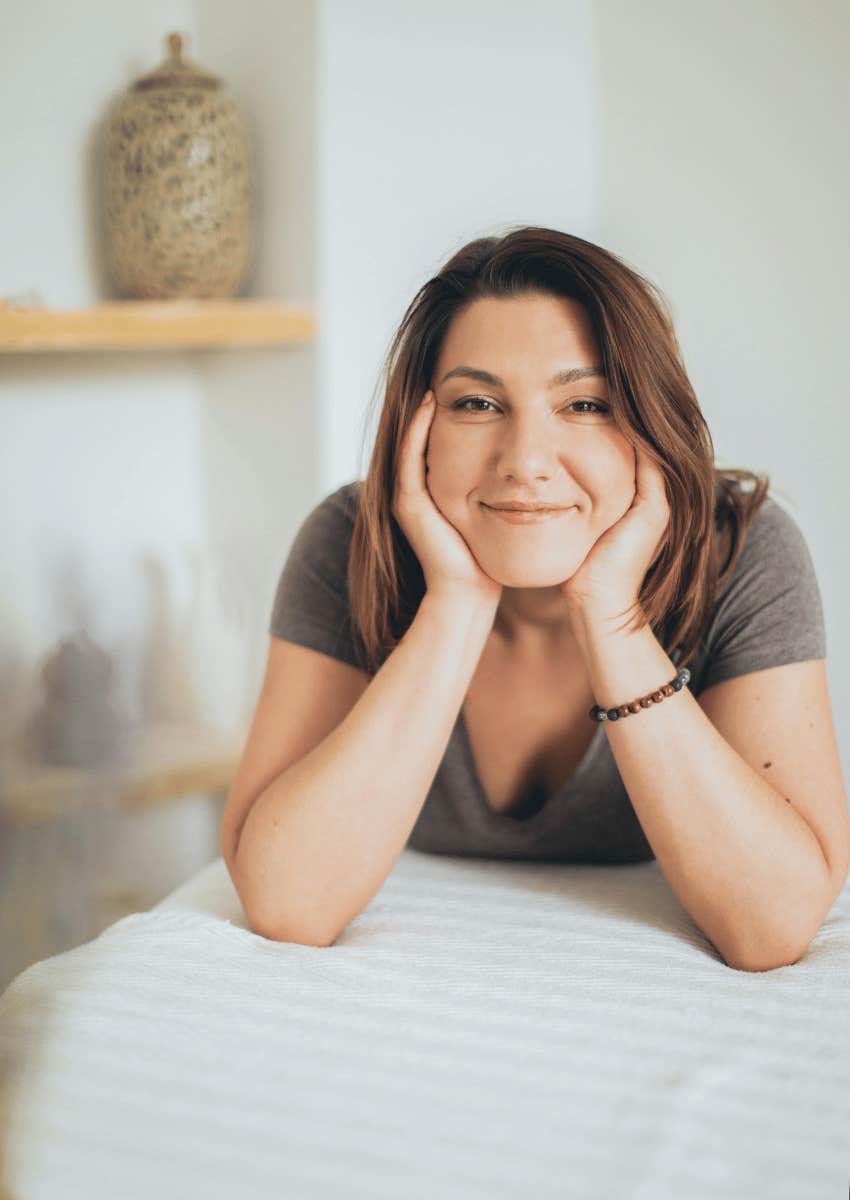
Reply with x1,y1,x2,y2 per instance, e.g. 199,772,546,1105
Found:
426,429,467,495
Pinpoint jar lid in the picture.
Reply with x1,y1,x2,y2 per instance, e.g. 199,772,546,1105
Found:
132,32,221,92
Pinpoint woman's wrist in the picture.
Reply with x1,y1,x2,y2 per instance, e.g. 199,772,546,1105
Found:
423,582,501,626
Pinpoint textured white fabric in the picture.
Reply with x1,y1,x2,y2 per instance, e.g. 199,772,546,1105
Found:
1,850,848,1199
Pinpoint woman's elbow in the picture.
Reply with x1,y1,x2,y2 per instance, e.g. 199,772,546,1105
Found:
247,904,335,948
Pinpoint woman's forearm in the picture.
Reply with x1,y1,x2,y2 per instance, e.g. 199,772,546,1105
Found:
568,602,835,971
234,588,496,945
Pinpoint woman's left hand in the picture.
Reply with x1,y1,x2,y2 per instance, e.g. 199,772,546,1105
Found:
561,444,670,621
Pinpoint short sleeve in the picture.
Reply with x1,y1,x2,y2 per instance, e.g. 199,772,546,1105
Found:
699,494,827,692
268,483,367,672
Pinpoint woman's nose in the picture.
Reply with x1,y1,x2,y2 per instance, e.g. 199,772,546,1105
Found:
495,414,562,479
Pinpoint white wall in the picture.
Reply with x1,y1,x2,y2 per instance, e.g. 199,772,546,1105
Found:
592,0,849,653
193,0,319,709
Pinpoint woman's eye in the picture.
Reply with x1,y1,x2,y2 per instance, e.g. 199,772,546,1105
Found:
452,397,498,412
451,397,609,414
569,400,609,414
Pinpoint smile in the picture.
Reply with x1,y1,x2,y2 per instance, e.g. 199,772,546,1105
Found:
481,504,576,525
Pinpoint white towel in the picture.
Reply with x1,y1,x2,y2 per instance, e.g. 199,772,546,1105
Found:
1,850,848,1199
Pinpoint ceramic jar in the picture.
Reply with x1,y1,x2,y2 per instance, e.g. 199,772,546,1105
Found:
102,32,255,299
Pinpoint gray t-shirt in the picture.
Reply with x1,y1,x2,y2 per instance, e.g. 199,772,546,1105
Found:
268,480,827,864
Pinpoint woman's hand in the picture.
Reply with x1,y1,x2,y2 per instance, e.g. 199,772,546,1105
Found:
561,443,670,623
392,391,503,609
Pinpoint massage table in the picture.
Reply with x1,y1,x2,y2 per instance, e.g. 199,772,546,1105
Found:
1,847,848,1197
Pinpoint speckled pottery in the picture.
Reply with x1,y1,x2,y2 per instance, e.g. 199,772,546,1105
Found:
102,32,255,299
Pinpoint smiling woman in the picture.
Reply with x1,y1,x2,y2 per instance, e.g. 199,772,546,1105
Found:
223,224,846,964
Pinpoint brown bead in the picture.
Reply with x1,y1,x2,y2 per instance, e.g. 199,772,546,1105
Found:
591,671,688,723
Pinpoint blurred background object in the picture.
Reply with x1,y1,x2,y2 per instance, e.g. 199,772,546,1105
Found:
102,31,256,299
25,630,129,769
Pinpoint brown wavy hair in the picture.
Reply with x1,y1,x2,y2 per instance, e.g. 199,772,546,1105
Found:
348,225,769,676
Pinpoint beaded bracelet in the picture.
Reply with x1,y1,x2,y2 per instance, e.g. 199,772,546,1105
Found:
588,667,691,723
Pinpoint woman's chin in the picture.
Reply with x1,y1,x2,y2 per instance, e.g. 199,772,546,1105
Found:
474,561,580,590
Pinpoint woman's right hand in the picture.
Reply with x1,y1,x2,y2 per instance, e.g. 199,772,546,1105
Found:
391,390,503,609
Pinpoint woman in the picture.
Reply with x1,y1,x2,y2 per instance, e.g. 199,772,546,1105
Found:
223,226,849,967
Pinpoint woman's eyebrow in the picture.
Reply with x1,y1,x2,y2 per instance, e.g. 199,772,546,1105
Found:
438,365,606,388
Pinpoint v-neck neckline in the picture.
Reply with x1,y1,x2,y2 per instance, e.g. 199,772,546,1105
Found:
456,702,606,831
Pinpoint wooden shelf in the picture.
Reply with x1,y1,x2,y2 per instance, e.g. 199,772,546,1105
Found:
0,720,246,827
0,299,315,352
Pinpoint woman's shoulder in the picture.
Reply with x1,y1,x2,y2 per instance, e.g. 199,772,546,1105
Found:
268,480,368,665
316,478,364,525
291,479,364,547
697,488,826,688
719,489,817,581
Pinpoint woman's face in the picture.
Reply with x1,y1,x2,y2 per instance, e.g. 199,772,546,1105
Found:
426,291,637,591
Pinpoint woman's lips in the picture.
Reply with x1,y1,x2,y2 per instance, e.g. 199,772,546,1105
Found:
481,503,576,525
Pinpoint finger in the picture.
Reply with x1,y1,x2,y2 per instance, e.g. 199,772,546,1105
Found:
636,445,665,498
397,391,434,499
